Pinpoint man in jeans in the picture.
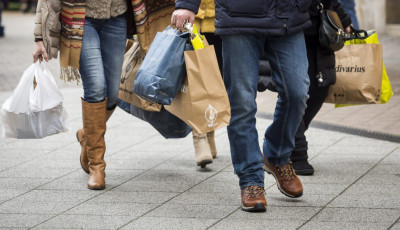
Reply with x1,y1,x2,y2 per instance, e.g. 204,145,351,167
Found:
172,0,311,212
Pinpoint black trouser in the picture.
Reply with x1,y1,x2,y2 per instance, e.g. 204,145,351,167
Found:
203,33,223,72
290,38,330,162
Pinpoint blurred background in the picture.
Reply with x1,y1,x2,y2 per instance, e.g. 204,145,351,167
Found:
0,0,400,137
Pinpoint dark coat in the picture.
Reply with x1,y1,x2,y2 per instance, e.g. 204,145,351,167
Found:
176,0,312,36
305,0,351,87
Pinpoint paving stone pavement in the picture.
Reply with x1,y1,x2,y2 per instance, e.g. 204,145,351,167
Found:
0,11,400,230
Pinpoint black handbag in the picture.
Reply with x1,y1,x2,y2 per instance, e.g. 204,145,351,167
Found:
317,0,345,52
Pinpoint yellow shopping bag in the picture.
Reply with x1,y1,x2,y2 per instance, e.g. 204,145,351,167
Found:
334,30,393,108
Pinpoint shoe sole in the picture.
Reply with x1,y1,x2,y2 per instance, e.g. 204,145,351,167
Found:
262,165,303,198
197,159,213,168
295,169,314,176
241,203,266,212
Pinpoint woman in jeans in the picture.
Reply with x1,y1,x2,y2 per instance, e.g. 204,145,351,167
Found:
32,0,134,190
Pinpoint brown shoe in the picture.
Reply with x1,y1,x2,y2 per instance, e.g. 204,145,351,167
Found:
241,186,267,212
262,155,303,198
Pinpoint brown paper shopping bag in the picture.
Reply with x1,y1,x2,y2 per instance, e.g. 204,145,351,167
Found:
325,43,383,104
118,39,161,112
165,45,231,134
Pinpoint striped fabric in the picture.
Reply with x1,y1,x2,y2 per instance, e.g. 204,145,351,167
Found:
59,0,175,82
59,0,86,82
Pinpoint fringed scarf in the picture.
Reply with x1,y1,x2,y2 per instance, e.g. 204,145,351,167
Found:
59,0,175,82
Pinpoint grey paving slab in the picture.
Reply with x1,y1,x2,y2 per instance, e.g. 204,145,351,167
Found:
120,217,219,230
265,193,336,208
344,183,400,195
228,206,321,221
187,181,242,194
369,164,400,175
381,148,400,164
287,183,348,196
392,223,400,230
13,190,97,203
321,145,395,155
64,202,158,217
0,189,28,203
0,213,54,228
32,214,134,229
310,153,384,165
0,178,51,190
210,219,303,230
357,173,400,185
300,221,389,230
0,200,81,214
152,158,231,171
0,166,75,179
312,207,400,223
113,179,198,193
168,192,239,206
328,193,400,208
145,203,238,219
88,191,178,204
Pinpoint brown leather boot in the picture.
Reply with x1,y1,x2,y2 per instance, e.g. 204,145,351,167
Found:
206,131,217,158
77,106,115,174
192,130,213,168
262,154,303,198
241,186,266,212
81,99,107,190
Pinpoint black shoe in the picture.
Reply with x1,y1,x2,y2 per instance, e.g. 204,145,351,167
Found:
291,160,314,176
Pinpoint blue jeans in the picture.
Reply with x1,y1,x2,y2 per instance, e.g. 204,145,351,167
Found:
221,32,309,189
338,0,359,29
79,14,127,110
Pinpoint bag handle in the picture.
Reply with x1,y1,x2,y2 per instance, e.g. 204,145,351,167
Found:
344,26,369,41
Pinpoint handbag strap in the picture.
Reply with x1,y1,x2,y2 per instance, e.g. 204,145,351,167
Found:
315,0,333,11
344,26,369,41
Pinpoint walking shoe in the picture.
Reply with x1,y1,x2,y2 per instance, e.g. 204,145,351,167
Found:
292,159,314,176
262,155,303,198
241,186,267,212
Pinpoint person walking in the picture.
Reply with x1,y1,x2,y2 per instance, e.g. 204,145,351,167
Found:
172,0,312,212
191,0,222,168
290,0,352,175
32,0,136,190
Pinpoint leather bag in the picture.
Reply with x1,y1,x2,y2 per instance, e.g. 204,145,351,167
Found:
317,0,345,52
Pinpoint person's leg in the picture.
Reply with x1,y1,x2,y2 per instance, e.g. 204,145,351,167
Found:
78,18,108,189
338,0,359,29
222,34,266,212
262,31,309,198
99,14,127,111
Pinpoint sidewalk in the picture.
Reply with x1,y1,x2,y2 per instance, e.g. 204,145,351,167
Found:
0,12,400,229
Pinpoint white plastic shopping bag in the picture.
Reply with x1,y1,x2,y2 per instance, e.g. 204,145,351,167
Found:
1,61,70,138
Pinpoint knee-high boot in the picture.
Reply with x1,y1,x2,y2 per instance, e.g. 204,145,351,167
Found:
192,130,213,167
80,99,107,190
77,105,115,174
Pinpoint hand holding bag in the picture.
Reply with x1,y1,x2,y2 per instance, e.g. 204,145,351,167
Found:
317,0,345,52
133,26,191,105
1,61,70,138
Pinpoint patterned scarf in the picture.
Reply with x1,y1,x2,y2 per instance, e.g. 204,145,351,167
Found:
59,0,175,82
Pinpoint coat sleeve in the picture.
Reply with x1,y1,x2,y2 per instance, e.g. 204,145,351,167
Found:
34,0,44,41
331,0,352,28
175,0,201,14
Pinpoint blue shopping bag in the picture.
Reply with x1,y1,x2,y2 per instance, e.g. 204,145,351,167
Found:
118,99,192,139
133,26,191,105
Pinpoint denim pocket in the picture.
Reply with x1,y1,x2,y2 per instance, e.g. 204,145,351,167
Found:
225,0,269,18
296,0,312,12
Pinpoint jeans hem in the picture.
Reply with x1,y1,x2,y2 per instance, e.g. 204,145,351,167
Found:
266,152,291,166
239,182,264,190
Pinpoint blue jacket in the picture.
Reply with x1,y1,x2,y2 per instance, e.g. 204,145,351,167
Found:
176,0,312,36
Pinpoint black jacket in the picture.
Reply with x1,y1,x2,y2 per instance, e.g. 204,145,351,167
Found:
176,0,312,36
305,0,351,87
